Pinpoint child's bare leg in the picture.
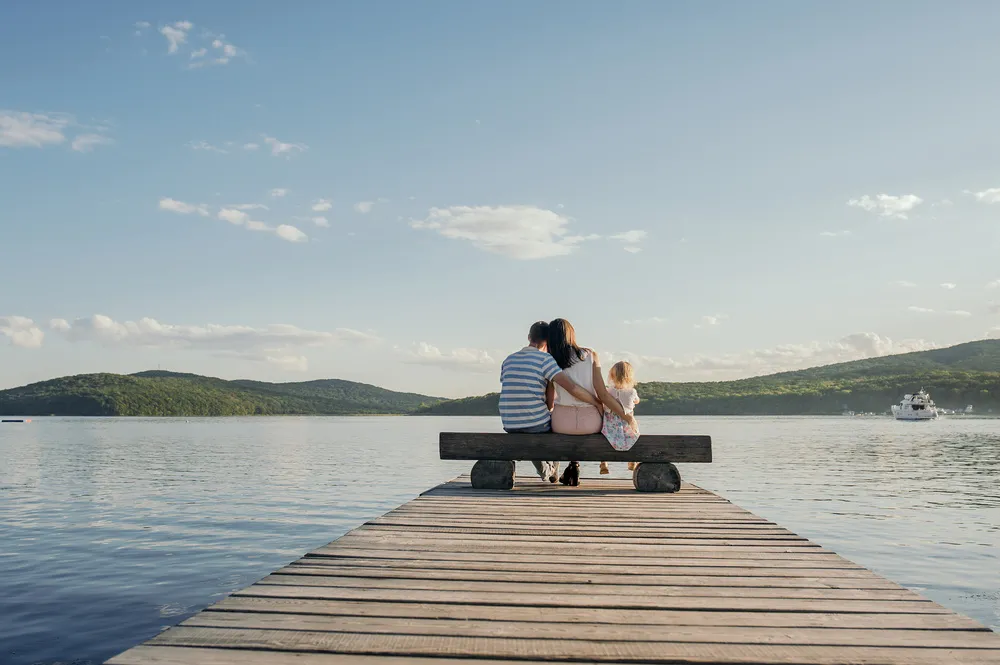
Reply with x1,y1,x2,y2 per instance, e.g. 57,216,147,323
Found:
599,461,609,474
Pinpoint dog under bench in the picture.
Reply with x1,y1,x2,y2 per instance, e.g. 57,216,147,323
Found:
439,432,713,492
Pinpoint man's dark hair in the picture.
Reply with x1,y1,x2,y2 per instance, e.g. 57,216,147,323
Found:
528,321,549,344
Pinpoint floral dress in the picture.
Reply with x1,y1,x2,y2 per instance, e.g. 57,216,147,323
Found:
602,387,640,451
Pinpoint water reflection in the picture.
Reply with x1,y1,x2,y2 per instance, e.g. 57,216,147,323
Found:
0,415,997,664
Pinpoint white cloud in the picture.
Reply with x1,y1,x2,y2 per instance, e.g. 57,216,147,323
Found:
354,201,374,214
186,139,227,154
404,343,496,373
820,230,852,237
694,314,727,329
160,21,192,54
135,21,151,29
232,351,309,372
972,188,1000,204
411,205,598,260
987,280,1000,289
624,332,937,382
269,188,288,198
262,135,307,157
311,217,330,227
70,133,113,153
228,203,268,211
312,199,332,212
1,316,44,349
217,208,249,225
610,230,646,244
623,246,642,253
246,221,269,232
190,48,207,59
847,193,923,219
908,306,935,313
940,283,957,290
243,142,259,151
275,224,308,243
49,316,377,363
892,280,918,288
1,110,70,148
159,197,209,217
947,310,972,317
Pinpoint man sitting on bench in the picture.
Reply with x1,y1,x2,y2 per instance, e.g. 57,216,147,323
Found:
499,321,610,483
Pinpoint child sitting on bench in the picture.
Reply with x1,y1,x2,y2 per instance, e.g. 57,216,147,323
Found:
599,361,641,474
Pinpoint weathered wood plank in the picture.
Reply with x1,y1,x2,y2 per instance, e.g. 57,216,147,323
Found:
330,534,829,552
289,558,887,577
108,646,534,665
209,596,990,631
278,565,905,589
255,574,924,600
439,432,713,462
183,612,1000,649
234,584,950,613
148,626,1000,664
349,527,814,545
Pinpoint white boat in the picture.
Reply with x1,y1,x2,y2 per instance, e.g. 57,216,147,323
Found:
891,389,938,420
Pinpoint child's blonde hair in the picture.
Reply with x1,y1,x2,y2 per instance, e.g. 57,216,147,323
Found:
608,361,635,389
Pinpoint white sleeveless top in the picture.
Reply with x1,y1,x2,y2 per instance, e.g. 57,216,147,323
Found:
553,350,596,407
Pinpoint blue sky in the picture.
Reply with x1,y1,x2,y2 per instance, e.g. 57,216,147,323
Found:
2,1,999,397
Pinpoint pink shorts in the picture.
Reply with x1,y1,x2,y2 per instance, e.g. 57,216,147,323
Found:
551,404,603,435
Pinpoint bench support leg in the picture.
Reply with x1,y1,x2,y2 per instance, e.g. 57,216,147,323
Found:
633,462,681,493
470,460,515,490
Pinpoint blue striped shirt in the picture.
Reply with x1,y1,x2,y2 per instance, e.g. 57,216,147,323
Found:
499,347,563,430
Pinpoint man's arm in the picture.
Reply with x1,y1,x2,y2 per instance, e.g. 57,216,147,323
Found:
552,372,602,409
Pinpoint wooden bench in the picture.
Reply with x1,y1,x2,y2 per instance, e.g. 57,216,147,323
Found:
439,432,712,492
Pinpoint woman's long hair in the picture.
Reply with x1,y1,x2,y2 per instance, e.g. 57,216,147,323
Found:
547,318,586,369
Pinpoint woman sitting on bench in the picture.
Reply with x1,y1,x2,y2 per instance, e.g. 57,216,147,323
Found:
546,318,638,485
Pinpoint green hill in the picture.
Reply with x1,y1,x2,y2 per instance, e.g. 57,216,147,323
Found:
0,371,443,416
415,340,1000,416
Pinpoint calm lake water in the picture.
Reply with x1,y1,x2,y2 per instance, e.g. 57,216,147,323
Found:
1,415,998,664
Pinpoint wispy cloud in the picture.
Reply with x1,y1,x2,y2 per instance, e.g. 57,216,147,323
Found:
158,197,209,217
621,332,936,382
1,316,44,349
820,230,852,237
940,283,957,290
970,187,1000,204
269,188,288,198
310,217,330,227
987,279,1000,289
162,200,308,243
908,306,935,313
947,310,972,317
243,142,259,151
186,139,228,154
403,342,497,373
49,315,377,366
694,314,727,329
159,21,193,55
312,199,332,212
262,135,307,157
70,133,114,153
1,110,112,152
354,201,374,214
892,280,918,288
847,193,923,219
610,229,645,253
228,203,268,211
411,205,599,260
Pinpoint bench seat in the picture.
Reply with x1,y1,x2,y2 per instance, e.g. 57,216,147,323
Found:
439,432,712,492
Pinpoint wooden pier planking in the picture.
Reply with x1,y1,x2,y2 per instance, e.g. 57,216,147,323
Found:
107,477,1000,665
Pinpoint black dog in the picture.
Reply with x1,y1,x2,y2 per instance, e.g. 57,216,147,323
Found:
559,461,580,486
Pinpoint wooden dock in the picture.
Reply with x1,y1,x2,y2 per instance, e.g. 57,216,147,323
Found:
108,477,1000,665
